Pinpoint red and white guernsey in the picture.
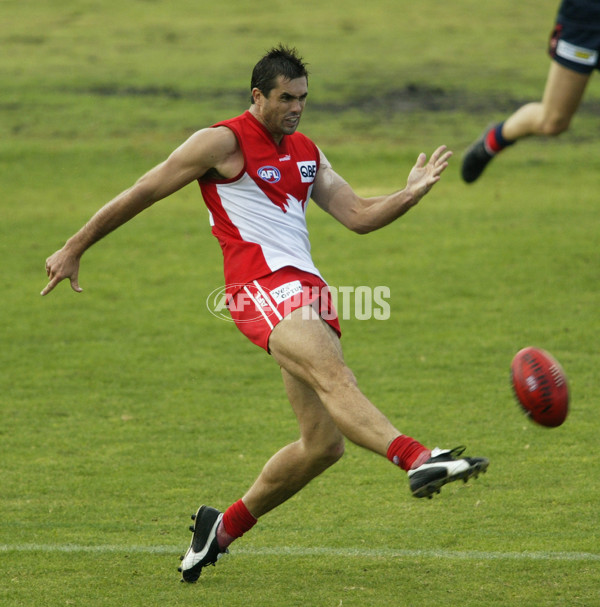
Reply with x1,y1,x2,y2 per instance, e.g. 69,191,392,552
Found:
199,111,322,288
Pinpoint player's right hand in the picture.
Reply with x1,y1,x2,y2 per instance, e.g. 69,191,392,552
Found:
41,249,83,296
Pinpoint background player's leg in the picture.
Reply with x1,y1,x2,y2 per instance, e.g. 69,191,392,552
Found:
502,62,590,140
461,62,591,182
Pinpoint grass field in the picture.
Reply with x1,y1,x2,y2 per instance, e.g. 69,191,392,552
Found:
2,1,599,605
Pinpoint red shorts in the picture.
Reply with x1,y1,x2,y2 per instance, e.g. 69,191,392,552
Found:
227,266,341,352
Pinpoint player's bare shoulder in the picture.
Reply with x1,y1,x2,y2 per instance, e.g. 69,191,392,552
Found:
183,126,242,181
312,147,349,211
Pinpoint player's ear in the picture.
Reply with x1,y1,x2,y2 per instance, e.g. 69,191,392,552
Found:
251,87,263,105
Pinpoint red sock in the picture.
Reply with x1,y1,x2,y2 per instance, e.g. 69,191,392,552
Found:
387,435,431,471
219,499,257,549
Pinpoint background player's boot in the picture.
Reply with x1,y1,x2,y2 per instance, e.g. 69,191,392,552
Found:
461,129,495,183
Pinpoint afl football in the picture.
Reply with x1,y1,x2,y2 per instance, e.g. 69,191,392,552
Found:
510,347,569,427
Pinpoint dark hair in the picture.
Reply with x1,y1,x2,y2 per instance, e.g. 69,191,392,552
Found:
250,44,309,102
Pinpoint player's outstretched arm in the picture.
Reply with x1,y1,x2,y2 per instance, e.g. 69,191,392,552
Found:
41,127,238,296
312,146,452,234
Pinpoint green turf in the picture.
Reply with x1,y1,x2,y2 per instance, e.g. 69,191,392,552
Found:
2,1,599,605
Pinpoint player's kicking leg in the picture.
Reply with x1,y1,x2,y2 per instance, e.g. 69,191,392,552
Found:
269,307,489,496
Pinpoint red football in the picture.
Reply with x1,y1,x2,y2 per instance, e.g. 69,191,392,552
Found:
510,347,569,427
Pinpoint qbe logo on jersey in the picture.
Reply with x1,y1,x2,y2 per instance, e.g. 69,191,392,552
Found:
297,160,317,183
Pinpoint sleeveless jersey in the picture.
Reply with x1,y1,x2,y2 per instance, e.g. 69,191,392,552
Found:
199,111,322,288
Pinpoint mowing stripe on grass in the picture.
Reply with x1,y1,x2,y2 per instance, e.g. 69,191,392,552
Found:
1,544,598,562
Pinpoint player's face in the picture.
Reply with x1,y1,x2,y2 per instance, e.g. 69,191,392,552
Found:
253,75,308,143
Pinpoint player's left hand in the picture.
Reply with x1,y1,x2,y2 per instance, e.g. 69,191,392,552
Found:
406,145,452,199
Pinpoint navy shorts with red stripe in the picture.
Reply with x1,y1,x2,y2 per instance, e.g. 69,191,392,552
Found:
549,17,600,74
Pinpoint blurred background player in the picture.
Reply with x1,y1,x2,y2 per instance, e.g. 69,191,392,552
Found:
462,0,600,183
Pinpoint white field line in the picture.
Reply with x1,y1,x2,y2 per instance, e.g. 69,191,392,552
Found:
0,544,599,562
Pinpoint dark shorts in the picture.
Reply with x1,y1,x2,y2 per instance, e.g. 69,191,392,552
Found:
549,18,600,74
226,266,341,352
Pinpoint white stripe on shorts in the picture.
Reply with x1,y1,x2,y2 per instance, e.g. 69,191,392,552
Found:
243,286,274,330
253,280,283,321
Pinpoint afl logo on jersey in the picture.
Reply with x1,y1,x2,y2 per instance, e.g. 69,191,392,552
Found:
258,166,281,183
